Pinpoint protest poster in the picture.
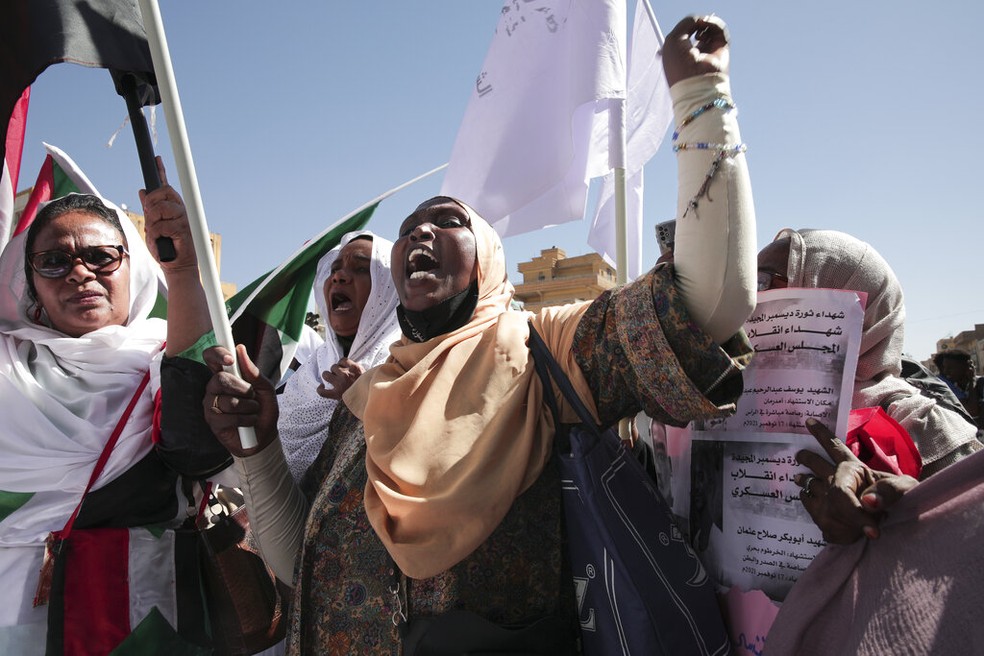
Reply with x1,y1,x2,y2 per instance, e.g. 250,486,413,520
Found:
688,287,865,600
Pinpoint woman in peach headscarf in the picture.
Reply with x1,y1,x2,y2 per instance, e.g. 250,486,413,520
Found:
205,15,757,654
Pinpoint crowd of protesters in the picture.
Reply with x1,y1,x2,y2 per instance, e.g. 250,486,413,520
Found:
0,12,980,656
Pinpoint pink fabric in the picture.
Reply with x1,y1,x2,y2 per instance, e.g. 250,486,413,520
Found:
765,449,984,655
846,406,922,478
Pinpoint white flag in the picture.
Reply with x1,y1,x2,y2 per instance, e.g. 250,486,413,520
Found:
588,0,672,279
440,0,626,237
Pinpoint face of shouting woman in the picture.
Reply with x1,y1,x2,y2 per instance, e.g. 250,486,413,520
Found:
322,237,373,338
29,211,130,337
391,198,477,312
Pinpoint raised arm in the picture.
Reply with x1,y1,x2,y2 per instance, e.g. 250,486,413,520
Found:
663,15,756,344
141,159,230,476
139,158,210,355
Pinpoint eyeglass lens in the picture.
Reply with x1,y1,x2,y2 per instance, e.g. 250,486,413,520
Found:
31,246,126,278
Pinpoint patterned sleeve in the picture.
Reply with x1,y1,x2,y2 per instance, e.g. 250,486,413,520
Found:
571,264,752,428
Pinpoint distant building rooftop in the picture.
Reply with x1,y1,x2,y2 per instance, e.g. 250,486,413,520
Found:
513,246,616,312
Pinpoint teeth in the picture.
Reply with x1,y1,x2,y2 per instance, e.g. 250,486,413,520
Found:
410,271,431,280
407,247,438,276
331,293,351,310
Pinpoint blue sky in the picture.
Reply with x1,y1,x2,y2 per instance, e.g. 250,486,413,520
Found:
19,1,983,361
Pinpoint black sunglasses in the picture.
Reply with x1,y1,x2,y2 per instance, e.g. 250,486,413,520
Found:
29,245,128,279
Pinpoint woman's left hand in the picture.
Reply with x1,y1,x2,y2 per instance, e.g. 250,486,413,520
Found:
140,157,198,274
317,357,365,400
795,418,918,544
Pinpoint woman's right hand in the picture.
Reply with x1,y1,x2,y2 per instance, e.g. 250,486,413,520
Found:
140,157,198,274
663,15,730,88
202,344,279,457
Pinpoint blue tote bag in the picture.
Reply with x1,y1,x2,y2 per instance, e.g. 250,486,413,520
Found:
528,325,729,656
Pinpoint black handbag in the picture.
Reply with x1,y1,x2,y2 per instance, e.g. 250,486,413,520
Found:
528,324,730,656
393,560,577,656
401,608,573,656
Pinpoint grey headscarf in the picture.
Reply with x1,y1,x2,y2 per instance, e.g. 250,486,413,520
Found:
779,229,980,475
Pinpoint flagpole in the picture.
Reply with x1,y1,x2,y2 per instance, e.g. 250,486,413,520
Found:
616,0,663,288
640,0,666,46
613,8,630,440
117,73,176,262
136,0,257,449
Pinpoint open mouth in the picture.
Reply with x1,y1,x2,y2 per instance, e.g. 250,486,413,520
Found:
330,291,353,312
407,247,439,279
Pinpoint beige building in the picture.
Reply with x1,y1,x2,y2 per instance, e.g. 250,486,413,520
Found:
513,247,616,312
12,187,237,299
935,324,984,371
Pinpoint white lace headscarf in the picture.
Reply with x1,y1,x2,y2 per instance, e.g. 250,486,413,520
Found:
0,194,167,543
779,228,980,473
277,231,400,482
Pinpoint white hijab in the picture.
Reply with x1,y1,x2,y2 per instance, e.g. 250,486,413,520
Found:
277,231,400,482
0,195,167,544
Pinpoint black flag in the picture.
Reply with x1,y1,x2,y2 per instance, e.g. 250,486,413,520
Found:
0,0,159,163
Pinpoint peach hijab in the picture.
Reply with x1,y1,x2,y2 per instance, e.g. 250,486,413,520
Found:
344,199,592,579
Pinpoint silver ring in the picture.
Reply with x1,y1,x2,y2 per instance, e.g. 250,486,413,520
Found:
802,475,817,497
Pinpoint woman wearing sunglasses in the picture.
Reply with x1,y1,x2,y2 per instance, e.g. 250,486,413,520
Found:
0,164,220,652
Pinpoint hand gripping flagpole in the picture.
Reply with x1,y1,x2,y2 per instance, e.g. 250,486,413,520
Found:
136,0,257,449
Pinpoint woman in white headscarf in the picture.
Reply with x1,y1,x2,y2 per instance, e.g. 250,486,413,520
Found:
0,165,216,652
757,228,981,481
277,231,401,484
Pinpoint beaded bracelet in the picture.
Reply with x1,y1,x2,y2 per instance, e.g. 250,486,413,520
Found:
673,142,746,154
672,97,735,141
678,144,748,217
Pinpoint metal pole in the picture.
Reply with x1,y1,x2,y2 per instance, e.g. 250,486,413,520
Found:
117,73,176,262
612,92,631,441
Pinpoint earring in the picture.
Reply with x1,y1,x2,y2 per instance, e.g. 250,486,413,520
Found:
32,304,44,324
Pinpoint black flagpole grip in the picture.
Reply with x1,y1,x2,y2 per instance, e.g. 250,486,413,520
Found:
118,73,176,262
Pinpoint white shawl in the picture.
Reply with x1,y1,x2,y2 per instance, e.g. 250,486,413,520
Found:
0,200,167,546
277,231,400,482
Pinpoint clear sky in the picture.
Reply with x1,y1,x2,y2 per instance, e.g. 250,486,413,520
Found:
18,0,983,362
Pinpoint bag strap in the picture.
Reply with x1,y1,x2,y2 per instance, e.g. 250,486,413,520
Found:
527,322,602,436
58,370,152,540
